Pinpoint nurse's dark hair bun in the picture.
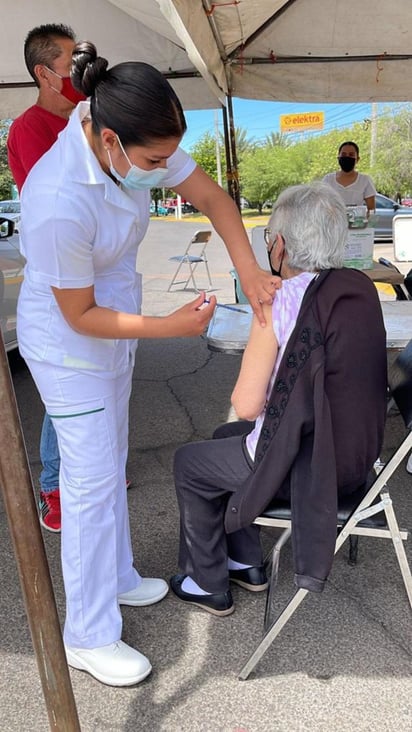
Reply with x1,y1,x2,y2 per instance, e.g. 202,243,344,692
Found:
71,41,108,97
72,42,187,146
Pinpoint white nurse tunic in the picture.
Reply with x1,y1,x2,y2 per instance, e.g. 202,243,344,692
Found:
17,101,196,647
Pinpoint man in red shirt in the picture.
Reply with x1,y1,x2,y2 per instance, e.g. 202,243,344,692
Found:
8,24,85,531
8,24,85,190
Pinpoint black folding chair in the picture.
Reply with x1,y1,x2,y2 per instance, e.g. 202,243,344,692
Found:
239,340,412,680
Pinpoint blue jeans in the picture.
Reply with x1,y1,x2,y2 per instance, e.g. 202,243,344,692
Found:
39,412,60,492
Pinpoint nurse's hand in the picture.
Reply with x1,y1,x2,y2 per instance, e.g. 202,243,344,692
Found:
166,292,216,337
237,265,281,327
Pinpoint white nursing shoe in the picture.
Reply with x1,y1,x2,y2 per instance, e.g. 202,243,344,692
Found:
65,640,151,686
118,578,169,606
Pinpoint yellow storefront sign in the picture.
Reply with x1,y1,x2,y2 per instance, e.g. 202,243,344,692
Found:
280,111,324,133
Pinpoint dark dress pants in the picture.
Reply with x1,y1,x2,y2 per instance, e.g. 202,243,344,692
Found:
174,421,263,594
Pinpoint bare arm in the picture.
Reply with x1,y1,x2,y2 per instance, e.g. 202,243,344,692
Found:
51,286,216,339
231,303,278,421
175,166,281,325
365,194,375,212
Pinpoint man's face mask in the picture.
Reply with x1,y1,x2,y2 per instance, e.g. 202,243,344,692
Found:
338,156,356,173
107,135,169,190
45,66,86,105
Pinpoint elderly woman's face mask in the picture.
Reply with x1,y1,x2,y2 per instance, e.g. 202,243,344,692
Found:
264,228,284,277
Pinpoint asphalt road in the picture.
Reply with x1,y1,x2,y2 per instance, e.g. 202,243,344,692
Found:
2,220,412,732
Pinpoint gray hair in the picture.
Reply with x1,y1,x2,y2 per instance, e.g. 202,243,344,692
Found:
268,182,347,271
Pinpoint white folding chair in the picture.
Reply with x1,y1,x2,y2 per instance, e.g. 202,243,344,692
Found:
167,230,213,292
239,339,412,680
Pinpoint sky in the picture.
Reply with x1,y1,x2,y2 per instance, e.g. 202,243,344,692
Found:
180,99,407,152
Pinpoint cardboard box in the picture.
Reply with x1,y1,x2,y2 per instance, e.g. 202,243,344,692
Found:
344,228,374,270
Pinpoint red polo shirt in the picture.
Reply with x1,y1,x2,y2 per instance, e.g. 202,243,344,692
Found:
7,105,67,192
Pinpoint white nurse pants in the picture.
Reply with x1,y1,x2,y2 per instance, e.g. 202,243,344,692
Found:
26,359,140,648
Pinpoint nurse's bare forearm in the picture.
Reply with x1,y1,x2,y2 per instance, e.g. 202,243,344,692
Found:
78,308,189,338
51,287,215,339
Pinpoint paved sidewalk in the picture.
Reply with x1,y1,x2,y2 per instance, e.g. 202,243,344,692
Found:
1,220,412,731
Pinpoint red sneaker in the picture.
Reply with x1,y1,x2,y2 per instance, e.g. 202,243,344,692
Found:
39,489,61,533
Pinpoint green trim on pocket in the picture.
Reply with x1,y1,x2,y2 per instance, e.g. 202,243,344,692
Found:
48,408,105,419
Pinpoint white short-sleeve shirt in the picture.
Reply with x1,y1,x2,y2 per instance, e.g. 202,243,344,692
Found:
17,101,196,374
322,172,376,207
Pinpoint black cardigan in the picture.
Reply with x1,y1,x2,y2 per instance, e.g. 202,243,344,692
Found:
225,268,388,592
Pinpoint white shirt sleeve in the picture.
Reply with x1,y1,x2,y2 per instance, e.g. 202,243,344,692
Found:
162,147,197,188
21,189,96,289
362,174,376,198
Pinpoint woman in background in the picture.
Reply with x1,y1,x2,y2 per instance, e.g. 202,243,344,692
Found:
322,140,376,213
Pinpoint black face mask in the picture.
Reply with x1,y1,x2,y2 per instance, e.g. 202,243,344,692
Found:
338,156,356,173
267,248,284,278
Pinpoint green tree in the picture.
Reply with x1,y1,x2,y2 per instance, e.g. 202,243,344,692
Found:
151,187,163,213
264,131,291,148
239,146,300,212
190,131,222,182
221,126,257,160
0,120,14,199
371,107,412,197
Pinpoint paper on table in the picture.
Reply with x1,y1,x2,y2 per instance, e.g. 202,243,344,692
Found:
381,301,412,349
206,299,412,354
207,303,253,354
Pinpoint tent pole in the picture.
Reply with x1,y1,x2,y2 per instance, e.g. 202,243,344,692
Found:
221,103,234,200
222,99,240,211
0,337,80,731
226,93,241,211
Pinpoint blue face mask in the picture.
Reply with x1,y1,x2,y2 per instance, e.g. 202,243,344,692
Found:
107,135,168,190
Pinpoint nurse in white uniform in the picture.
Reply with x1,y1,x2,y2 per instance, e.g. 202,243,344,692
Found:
17,41,278,687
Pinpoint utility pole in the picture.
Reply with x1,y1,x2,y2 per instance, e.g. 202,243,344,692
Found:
370,102,378,166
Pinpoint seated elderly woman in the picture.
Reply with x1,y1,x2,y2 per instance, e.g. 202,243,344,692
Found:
170,181,388,616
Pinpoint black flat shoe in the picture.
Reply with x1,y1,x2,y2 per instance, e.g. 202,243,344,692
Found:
170,575,234,616
229,565,268,592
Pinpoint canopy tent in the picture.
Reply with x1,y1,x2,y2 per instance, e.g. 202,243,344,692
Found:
1,0,222,119
152,0,412,104
4,0,412,116
2,0,412,202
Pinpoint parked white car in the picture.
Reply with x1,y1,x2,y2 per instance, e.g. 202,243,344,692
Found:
0,216,25,352
374,193,411,240
0,200,21,231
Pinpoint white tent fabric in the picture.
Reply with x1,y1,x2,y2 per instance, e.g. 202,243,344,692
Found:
2,0,412,120
112,0,412,104
0,0,219,118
